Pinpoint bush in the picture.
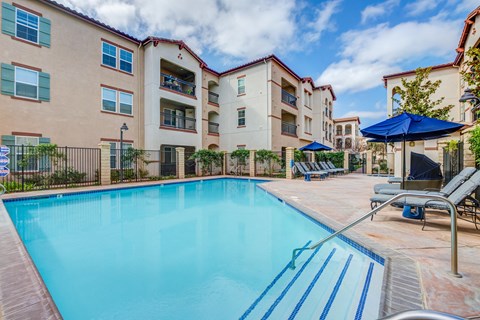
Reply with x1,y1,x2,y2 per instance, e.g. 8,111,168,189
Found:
50,167,87,184
315,151,344,168
139,168,149,179
255,149,280,176
3,181,35,192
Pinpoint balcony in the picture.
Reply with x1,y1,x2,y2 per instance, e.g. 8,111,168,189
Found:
281,122,297,136
208,122,219,134
281,89,297,107
208,91,219,104
160,111,196,132
161,73,196,96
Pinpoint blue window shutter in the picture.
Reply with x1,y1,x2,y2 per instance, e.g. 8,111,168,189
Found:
38,72,50,101
39,17,51,48
1,2,15,37
1,63,14,96
1,135,15,146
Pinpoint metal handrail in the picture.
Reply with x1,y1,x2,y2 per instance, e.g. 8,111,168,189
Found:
289,193,461,277
380,309,464,319
0,184,5,195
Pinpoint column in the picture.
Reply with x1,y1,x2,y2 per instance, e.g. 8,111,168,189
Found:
176,147,185,179
366,150,373,175
286,147,295,179
98,142,111,185
343,151,349,172
249,150,256,177
222,151,227,175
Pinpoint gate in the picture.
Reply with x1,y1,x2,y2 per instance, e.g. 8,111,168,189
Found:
443,142,463,183
348,153,365,173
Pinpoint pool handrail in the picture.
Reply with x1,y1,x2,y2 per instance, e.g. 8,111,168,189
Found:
289,193,461,277
0,184,5,196
380,309,464,319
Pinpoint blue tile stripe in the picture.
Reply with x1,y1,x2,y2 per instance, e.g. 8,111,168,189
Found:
262,189,384,266
239,240,312,320
319,254,353,320
2,177,269,203
288,248,337,320
261,245,322,320
354,262,374,320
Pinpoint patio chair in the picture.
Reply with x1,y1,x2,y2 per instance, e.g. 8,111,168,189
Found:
327,161,347,174
370,170,480,229
320,161,344,174
317,162,340,175
376,167,477,196
294,162,328,181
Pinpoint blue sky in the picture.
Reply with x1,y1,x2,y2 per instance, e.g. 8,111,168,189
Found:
59,0,478,128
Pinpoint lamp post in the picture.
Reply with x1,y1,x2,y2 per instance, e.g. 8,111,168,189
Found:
120,123,129,182
459,88,480,115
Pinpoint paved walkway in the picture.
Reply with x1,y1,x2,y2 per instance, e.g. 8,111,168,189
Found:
260,174,480,318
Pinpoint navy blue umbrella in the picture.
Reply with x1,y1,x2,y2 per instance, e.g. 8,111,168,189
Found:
299,141,332,151
361,112,464,186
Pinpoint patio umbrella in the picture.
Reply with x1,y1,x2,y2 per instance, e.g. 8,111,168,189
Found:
360,112,464,186
299,141,332,151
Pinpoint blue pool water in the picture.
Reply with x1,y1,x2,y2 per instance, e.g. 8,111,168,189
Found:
5,179,384,319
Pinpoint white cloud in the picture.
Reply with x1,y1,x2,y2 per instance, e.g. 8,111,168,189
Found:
317,17,461,93
304,0,342,42
452,0,479,14
361,0,399,24
405,0,438,16
57,0,341,60
341,110,387,120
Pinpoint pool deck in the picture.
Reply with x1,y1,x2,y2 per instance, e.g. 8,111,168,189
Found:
0,174,479,318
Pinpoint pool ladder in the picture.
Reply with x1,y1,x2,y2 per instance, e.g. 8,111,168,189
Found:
289,193,461,277
0,183,5,196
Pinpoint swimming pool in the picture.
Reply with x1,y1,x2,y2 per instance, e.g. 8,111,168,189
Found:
5,178,384,319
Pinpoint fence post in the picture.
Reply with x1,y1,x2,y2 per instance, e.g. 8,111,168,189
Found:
176,147,185,179
343,151,349,172
222,151,227,175
366,150,373,175
249,150,256,177
65,146,68,188
286,147,294,180
98,142,111,185
21,145,25,192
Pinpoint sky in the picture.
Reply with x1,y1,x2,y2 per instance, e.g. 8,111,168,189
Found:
58,0,479,128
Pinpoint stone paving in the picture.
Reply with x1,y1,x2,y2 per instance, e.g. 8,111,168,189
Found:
260,174,480,318
0,174,479,318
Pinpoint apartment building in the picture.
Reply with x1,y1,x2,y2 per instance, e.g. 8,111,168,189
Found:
0,0,142,154
333,117,360,151
0,0,336,169
383,5,480,176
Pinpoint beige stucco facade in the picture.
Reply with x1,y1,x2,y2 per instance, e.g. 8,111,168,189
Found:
333,117,360,151
0,0,143,148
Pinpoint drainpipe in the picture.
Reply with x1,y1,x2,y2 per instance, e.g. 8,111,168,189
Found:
264,59,270,149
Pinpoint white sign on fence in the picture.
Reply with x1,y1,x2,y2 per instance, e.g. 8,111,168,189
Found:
0,145,10,178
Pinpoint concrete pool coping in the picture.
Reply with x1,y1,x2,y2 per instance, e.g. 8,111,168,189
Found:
1,174,474,318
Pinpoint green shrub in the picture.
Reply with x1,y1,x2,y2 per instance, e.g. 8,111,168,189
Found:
315,151,344,168
139,168,149,179
50,167,87,184
3,181,35,192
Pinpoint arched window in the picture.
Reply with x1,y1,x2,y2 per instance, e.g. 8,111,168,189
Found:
345,124,352,135
336,138,343,150
336,125,342,135
345,138,352,149
392,87,402,115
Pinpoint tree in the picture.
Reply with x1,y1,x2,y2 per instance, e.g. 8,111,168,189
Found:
189,149,223,175
460,47,480,98
394,67,453,120
230,149,249,175
255,149,280,176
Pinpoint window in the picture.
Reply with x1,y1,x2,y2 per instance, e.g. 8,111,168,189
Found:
305,116,312,134
238,109,245,126
101,41,134,74
238,78,245,95
102,88,117,112
102,42,117,68
119,49,133,73
109,142,133,168
101,87,133,115
14,136,39,171
163,146,177,164
15,66,38,99
15,8,39,43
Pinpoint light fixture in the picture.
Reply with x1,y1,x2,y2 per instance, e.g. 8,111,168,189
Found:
120,123,129,182
460,88,480,107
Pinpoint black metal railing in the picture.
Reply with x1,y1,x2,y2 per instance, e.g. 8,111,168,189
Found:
345,129,352,135
0,145,100,192
208,122,219,134
208,91,219,104
160,112,196,131
336,130,342,135
160,73,196,96
281,122,297,136
281,89,297,107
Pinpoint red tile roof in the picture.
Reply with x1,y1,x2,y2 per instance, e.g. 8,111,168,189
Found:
382,62,456,87
454,6,480,65
142,37,208,68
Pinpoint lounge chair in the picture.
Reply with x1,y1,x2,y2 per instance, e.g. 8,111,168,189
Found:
294,162,328,180
370,170,480,229
320,161,344,174
376,167,477,196
327,161,347,173
311,162,336,175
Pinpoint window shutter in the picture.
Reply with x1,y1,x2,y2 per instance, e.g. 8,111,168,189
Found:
1,135,15,146
1,2,15,37
38,72,50,101
39,17,51,48
1,63,15,96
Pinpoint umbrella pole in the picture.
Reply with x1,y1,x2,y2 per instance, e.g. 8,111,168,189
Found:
402,139,406,189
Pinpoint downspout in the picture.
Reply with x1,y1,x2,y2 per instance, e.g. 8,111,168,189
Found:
264,59,270,149
137,41,143,149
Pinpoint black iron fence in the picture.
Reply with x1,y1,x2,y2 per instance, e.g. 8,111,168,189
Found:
160,112,196,131
281,122,297,136
281,89,297,107
443,142,464,183
0,145,100,192
160,72,196,96
208,91,219,104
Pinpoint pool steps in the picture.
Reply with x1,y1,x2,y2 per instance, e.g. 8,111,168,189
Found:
240,243,383,320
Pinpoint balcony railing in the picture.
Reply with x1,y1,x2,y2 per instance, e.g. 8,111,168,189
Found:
281,89,297,107
208,91,219,104
336,130,342,135
160,73,196,96
281,121,297,136
160,112,196,131
208,122,219,134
